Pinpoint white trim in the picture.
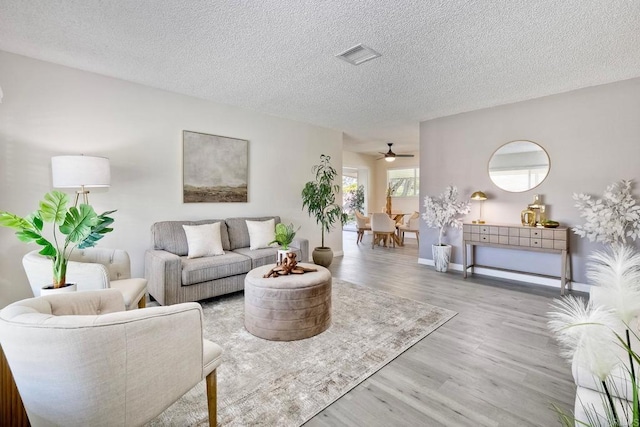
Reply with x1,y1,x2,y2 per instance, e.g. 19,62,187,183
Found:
334,250,344,258
417,258,590,293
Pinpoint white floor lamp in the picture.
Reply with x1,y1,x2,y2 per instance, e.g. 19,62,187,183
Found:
51,155,111,206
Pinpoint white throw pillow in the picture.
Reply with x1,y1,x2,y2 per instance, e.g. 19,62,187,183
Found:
182,223,225,259
246,219,276,250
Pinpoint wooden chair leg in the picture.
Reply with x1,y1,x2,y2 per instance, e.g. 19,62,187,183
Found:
416,232,419,246
137,295,146,309
206,369,217,426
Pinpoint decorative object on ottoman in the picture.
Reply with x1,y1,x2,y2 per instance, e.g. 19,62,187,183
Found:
263,253,317,278
422,186,470,272
245,263,332,341
0,190,116,292
301,154,348,267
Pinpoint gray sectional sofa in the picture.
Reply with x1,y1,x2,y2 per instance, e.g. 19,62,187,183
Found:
144,216,309,305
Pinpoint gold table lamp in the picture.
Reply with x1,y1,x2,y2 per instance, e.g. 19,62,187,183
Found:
470,191,488,224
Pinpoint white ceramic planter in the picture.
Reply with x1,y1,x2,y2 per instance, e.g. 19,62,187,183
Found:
432,244,452,272
40,283,77,296
277,249,291,265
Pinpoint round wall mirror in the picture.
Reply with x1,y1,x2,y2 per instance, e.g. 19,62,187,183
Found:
488,140,550,192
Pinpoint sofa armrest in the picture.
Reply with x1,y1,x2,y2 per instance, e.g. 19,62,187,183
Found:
291,238,309,262
144,250,182,306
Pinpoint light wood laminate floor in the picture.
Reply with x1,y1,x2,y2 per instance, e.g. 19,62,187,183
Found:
304,231,582,427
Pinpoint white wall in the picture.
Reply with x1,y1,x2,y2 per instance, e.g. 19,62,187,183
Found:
0,51,344,308
419,78,640,284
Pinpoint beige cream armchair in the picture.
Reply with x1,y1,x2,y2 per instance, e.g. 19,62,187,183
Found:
22,248,147,310
0,289,222,426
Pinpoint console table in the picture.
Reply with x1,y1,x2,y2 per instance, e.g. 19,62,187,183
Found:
462,223,572,295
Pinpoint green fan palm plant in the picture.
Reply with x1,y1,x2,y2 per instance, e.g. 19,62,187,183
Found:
0,190,116,288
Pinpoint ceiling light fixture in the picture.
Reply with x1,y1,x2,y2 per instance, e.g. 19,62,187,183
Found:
336,44,381,66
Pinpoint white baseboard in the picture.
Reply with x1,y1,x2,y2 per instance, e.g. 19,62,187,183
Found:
417,258,589,293
334,250,344,258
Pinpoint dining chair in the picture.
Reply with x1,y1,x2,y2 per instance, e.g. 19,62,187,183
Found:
370,213,397,248
397,211,420,245
354,211,371,244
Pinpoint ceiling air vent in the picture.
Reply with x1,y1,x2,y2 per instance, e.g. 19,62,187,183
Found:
336,44,381,65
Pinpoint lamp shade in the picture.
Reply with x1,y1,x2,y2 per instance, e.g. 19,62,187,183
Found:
470,191,487,201
51,156,111,188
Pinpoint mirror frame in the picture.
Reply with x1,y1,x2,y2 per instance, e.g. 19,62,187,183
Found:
488,140,550,193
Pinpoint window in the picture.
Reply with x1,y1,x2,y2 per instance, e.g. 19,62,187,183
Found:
387,168,419,197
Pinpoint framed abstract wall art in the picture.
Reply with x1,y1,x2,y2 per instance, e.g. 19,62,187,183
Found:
183,130,248,203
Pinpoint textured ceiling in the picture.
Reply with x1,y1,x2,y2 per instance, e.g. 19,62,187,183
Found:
1,1,640,155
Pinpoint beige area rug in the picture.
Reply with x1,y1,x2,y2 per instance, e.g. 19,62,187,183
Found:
148,279,456,426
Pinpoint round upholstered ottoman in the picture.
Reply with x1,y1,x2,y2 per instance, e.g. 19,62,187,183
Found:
244,263,332,341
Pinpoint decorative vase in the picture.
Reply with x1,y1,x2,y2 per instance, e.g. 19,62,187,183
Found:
432,244,451,272
40,283,77,296
386,196,392,215
521,208,536,226
312,247,333,267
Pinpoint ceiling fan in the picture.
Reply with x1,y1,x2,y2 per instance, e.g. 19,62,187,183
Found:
377,143,414,162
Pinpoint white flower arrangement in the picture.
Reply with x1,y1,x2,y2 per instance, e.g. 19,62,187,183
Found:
548,245,640,426
422,186,471,246
573,179,640,245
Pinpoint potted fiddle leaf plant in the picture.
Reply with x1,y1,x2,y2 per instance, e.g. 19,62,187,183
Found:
302,154,348,267
0,190,116,292
422,185,470,272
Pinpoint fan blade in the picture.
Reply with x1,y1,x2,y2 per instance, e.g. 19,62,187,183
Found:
396,154,414,158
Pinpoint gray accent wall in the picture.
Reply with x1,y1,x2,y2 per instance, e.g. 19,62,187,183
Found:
419,77,640,284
